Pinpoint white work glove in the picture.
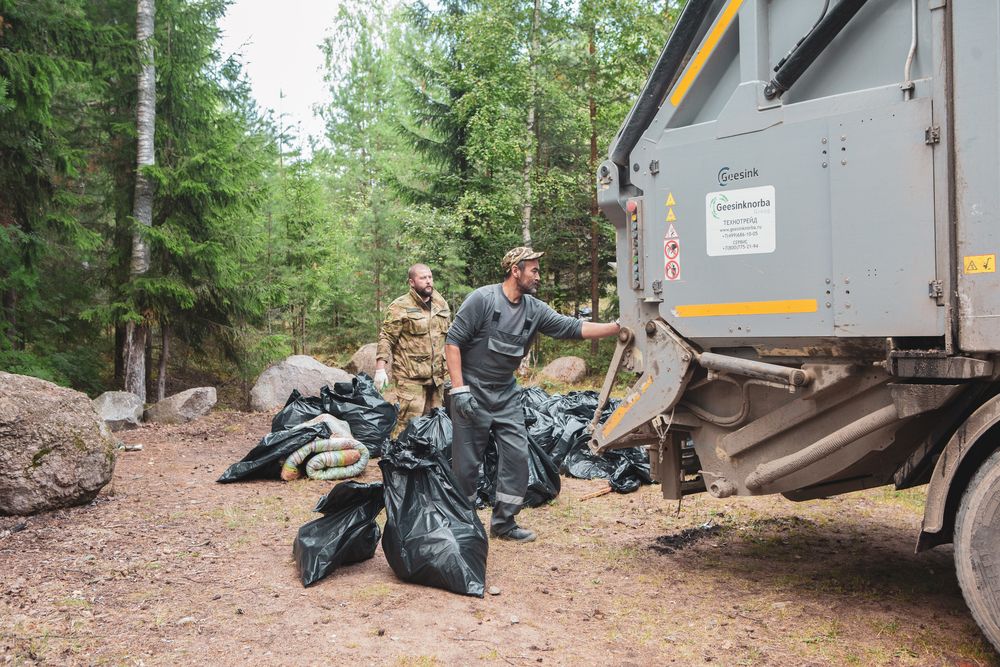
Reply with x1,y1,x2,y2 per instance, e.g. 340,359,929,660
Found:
374,368,389,393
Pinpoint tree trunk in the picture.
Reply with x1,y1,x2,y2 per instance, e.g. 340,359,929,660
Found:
521,0,541,246
114,323,125,387
124,324,147,401
157,321,169,401
144,327,153,395
125,0,156,403
589,31,600,355
2,287,18,350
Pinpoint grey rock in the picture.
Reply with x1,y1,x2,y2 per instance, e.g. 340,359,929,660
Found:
249,355,352,412
538,356,587,384
0,371,116,516
488,586,501,596
346,342,384,378
92,391,144,431
144,387,216,425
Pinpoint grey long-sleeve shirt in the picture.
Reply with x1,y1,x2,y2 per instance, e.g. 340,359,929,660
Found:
446,284,582,385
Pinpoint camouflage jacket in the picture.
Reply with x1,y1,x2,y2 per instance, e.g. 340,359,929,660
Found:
376,288,451,384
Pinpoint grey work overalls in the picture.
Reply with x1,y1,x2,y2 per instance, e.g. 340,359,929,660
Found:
452,285,536,535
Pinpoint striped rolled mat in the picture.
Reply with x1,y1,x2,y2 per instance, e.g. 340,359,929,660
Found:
280,437,370,481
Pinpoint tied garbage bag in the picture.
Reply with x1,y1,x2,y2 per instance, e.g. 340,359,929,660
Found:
324,373,397,457
270,388,326,432
293,481,385,587
380,439,488,597
217,421,331,483
396,407,453,457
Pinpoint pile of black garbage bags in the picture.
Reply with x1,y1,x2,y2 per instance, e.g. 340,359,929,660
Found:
217,373,397,483
281,382,654,596
216,373,655,596
294,436,489,597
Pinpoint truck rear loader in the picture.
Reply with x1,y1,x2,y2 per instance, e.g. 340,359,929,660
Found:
591,0,1000,650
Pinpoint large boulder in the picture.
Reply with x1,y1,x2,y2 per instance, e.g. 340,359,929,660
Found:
144,387,217,425
0,371,116,516
347,343,385,378
93,391,144,431
249,355,352,412
538,356,587,384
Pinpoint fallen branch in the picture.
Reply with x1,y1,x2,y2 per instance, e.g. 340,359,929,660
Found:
579,483,612,501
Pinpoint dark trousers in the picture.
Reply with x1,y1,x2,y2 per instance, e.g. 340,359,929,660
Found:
451,381,528,535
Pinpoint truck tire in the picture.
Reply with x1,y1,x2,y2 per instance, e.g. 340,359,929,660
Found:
954,448,1000,651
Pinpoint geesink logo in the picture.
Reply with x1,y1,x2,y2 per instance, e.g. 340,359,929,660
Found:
718,165,759,187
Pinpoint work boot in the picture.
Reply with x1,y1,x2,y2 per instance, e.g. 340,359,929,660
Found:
491,525,536,543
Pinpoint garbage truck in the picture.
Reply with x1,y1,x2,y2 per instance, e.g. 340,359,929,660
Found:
591,0,1000,650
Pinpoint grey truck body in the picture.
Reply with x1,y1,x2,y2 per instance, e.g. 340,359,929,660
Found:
593,0,1000,567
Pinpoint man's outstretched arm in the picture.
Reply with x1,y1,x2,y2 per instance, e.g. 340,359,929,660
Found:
580,321,621,339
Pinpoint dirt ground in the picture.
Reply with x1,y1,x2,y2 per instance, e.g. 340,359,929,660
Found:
2,410,998,666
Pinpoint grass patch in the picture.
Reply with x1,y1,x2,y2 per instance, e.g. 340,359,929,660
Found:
877,487,926,514
396,657,442,667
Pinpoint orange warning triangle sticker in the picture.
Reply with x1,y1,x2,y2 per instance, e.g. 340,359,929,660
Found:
666,208,676,222
967,259,979,272
666,193,676,207
666,224,679,239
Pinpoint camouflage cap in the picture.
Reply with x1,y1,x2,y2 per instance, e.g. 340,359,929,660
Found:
501,246,544,272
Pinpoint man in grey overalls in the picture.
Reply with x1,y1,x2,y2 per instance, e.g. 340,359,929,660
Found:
445,247,621,542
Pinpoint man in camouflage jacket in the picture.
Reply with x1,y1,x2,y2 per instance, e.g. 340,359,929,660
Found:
375,264,451,436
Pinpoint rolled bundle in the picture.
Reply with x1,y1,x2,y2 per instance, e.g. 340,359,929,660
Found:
280,438,370,481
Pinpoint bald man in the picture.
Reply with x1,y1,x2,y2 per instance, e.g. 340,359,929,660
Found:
375,264,452,437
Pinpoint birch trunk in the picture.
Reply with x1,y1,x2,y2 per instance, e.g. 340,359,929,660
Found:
124,0,156,403
520,0,541,246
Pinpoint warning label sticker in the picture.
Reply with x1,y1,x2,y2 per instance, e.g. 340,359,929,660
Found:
665,260,681,281
705,185,776,256
664,239,680,260
964,254,996,274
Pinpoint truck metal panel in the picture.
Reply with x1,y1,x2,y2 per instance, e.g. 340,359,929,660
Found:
953,2,1000,352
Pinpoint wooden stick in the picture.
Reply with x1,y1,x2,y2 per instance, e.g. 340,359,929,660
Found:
579,483,612,501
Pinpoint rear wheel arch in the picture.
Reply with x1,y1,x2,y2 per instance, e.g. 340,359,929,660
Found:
918,394,1000,551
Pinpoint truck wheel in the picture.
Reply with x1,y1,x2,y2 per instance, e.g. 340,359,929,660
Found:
955,448,1000,651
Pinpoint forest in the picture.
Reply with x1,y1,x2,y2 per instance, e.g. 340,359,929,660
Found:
0,0,685,404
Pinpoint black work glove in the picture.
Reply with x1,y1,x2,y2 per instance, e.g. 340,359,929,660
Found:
451,387,479,421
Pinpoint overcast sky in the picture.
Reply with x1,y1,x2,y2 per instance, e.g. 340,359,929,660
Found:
218,0,342,153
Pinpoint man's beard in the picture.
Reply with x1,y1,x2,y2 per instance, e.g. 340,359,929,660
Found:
517,277,539,295
418,285,433,298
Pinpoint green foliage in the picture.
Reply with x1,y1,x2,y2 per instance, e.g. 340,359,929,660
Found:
1,0,682,396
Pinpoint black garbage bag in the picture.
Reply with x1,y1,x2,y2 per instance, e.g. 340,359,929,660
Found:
293,481,385,586
477,423,560,508
561,443,652,494
561,445,616,482
323,373,397,457
397,407,453,458
520,386,550,409
608,447,653,493
217,421,331,483
270,388,326,432
536,390,597,422
547,417,590,467
379,439,488,597
525,408,556,449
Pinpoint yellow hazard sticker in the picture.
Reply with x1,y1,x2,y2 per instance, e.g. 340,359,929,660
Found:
666,193,676,207
964,254,996,274
666,208,676,222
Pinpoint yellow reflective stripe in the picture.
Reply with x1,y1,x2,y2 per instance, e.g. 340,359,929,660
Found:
675,299,818,317
669,0,745,107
